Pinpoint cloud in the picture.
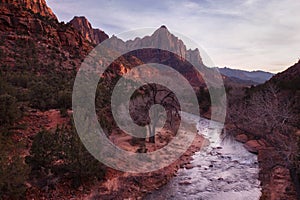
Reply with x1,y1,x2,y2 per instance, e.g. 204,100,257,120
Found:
46,0,300,72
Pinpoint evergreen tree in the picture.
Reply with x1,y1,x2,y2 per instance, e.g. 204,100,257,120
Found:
0,94,20,126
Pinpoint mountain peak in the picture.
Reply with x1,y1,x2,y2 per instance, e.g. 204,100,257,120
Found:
0,0,57,19
153,25,170,35
69,16,108,45
70,16,93,30
160,25,168,29
72,16,90,22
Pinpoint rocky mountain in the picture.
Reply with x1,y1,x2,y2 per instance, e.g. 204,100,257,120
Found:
0,0,113,75
1,0,207,88
107,26,223,88
69,16,108,45
0,0,96,72
270,60,300,89
110,25,203,67
0,0,57,19
218,67,274,85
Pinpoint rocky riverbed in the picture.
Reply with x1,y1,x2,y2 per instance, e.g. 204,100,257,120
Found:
146,114,262,200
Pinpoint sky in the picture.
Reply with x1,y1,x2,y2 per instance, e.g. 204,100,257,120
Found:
46,0,300,73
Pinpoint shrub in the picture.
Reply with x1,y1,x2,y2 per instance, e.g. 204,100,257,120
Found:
0,135,29,199
27,125,106,188
0,94,20,125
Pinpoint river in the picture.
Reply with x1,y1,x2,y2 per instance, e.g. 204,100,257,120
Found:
145,113,262,200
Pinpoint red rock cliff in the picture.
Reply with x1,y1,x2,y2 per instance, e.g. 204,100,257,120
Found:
0,0,92,70
0,0,57,19
69,16,109,45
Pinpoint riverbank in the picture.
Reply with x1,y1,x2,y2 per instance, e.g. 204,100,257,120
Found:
226,124,298,200
17,109,204,199
84,119,205,199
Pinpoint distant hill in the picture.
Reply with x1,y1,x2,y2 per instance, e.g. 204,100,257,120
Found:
269,60,300,91
217,67,274,85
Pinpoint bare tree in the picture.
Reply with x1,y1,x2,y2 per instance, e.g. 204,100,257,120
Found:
130,83,180,143
228,83,299,186
228,83,295,137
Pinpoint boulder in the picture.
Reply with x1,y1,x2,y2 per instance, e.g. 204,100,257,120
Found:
269,166,297,200
179,181,191,185
244,139,267,154
185,164,194,170
235,134,248,143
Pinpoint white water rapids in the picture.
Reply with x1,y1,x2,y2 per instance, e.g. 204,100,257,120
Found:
145,113,262,200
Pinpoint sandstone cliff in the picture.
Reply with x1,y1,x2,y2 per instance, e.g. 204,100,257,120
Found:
0,0,57,19
69,16,108,45
0,0,93,71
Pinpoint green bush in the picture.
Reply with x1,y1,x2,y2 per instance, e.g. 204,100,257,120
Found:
27,125,106,188
29,81,57,110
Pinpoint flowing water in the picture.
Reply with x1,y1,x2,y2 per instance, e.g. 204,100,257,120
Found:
146,114,261,200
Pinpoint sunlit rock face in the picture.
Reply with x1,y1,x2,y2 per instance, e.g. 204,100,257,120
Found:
0,0,96,70
106,26,208,88
0,0,57,19
69,16,109,45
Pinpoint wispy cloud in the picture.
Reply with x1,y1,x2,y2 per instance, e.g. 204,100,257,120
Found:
46,0,300,72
